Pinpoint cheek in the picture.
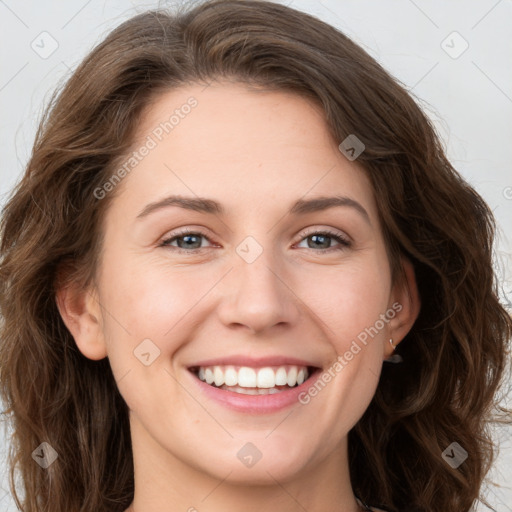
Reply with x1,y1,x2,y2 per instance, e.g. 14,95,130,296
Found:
305,256,392,344
96,250,204,368
298,260,390,432
96,256,198,413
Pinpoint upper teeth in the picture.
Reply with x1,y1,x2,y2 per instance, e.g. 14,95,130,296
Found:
196,365,309,388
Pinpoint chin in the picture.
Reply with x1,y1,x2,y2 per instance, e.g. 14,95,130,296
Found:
196,442,312,485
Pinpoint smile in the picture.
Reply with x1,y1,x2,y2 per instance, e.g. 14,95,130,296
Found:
187,355,323,413
190,365,314,395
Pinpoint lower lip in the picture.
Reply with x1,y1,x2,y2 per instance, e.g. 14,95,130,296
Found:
187,368,322,414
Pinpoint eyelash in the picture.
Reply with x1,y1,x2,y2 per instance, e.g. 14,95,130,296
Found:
159,228,351,254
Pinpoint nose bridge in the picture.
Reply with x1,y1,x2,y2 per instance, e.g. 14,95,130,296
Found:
216,234,299,333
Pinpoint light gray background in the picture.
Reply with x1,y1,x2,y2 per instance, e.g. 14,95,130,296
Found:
0,0,511,510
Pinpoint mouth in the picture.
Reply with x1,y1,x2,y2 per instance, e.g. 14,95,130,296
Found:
188,364,320,395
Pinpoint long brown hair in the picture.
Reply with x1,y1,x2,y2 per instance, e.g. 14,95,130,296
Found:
1,1,510,511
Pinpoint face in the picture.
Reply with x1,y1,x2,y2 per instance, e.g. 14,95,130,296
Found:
61,82,418,488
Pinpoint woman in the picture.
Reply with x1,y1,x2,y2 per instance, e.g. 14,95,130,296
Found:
0,1,510,511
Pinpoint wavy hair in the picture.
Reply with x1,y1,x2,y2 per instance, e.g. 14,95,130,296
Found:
1,1,511,511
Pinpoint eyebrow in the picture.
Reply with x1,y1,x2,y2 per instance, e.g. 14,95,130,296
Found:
136,194,371,225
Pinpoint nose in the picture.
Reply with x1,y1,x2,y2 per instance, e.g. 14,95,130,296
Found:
215,245,301,335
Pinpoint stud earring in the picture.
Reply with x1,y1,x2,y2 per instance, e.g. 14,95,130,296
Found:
389,338,396,351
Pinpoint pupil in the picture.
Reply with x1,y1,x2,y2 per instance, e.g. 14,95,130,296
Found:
310,234,330,249
179,235,200,249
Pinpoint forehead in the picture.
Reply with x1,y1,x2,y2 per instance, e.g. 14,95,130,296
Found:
113,82,378,221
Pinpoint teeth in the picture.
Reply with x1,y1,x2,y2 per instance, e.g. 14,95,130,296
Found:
218,385,284,395
256,367,275,388
205,368,214,385
214,366,224,387
238,367,257,387
194,365,311,390
224,366,237,386
286,366,298,387
275,367,288,386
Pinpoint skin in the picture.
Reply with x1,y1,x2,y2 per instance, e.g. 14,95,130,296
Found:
57,82,420,512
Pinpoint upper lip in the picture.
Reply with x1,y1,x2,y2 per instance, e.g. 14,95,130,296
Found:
188,355,321,369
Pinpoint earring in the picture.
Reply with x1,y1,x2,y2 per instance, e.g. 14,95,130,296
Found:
385,338,403,363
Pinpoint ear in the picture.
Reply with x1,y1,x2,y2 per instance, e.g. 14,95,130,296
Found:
55,275,108,361
384,257,421,359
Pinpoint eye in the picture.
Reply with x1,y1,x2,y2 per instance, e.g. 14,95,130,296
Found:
160,229,215,253
159,227,351,254
295,229,351,252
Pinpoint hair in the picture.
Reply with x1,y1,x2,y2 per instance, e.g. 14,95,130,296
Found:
0,1,511,511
